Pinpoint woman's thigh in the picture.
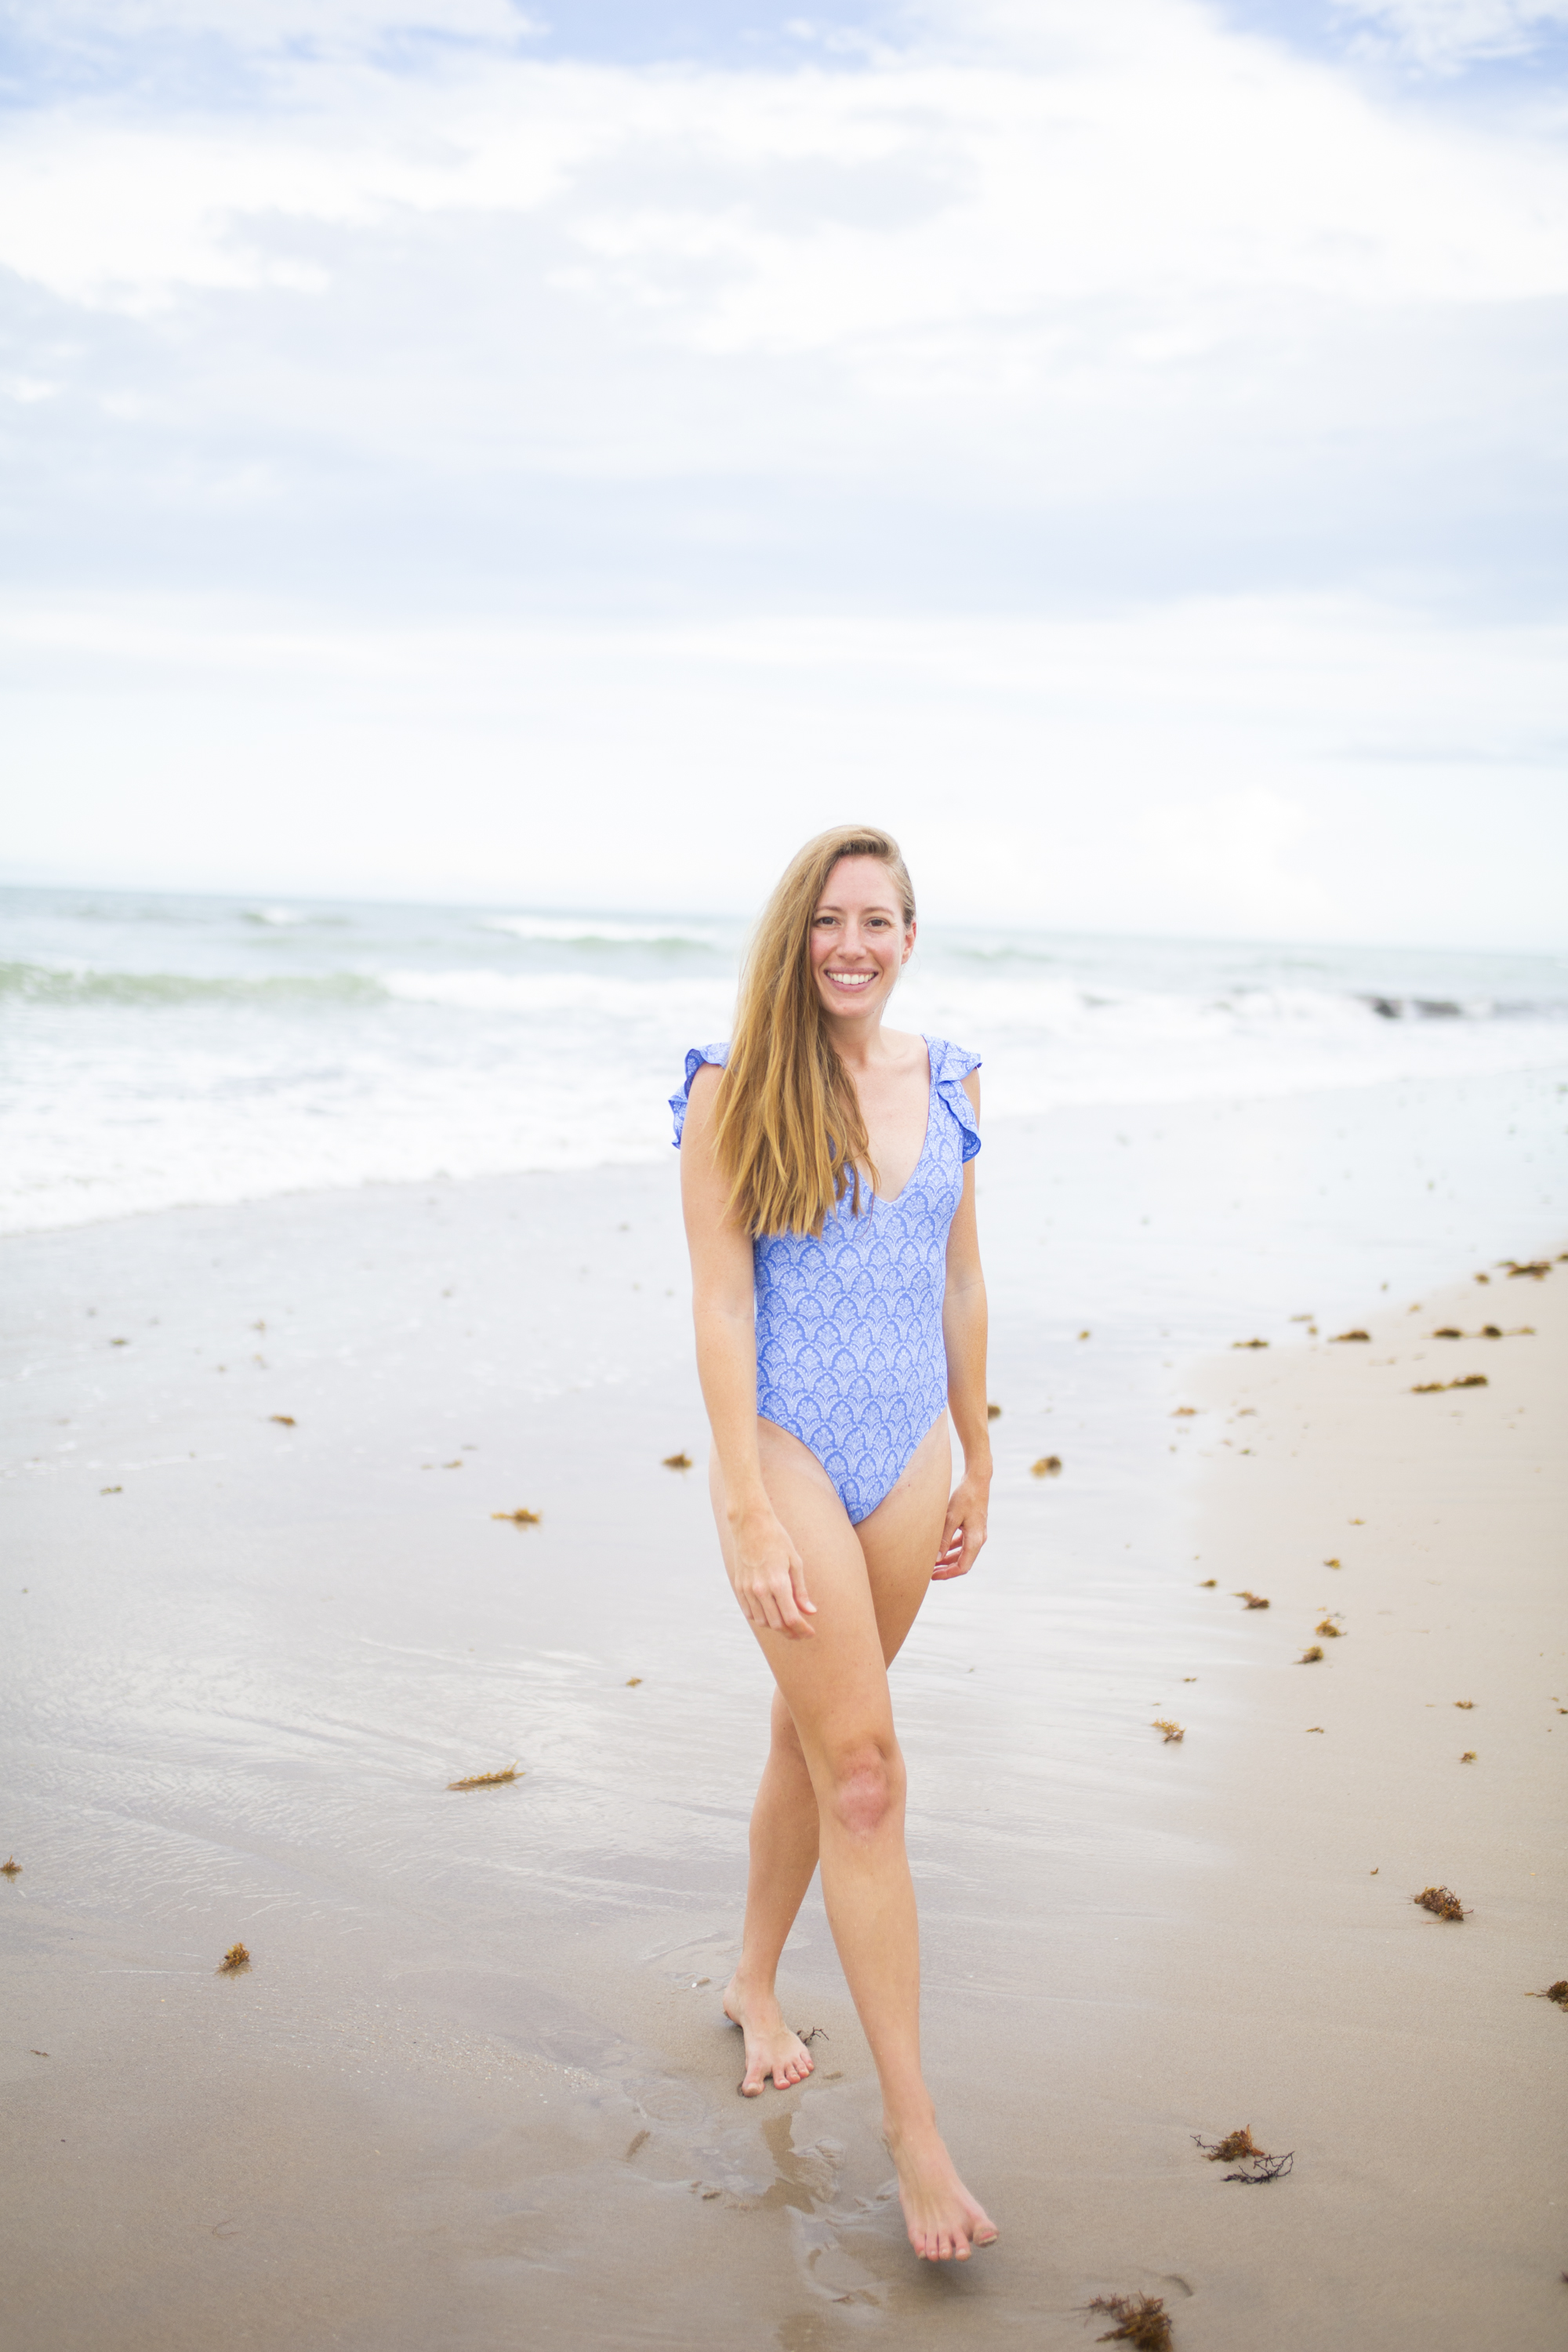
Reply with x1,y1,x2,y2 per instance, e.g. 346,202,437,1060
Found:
711,1423,895,1763
855,1411,953,1668
709,1415,952,1759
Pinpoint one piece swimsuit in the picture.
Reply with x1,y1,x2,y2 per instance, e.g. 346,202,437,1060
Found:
670,1036,981,1525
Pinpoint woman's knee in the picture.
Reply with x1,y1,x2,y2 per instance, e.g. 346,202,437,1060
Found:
821,1737,902,1839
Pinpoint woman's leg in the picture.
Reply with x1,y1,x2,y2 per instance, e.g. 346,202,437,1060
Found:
718,1420,948,2095
713,1417,996,2259
724,1688,822,2093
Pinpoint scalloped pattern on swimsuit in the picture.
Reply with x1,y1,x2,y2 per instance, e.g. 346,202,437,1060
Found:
671,1036,981,1524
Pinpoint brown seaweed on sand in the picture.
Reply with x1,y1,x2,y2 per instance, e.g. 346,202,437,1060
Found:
1460,1751,1476,1763
492,1507,541,1524
662,1452,694,1469
448,1762,522,1790
986,1403,1003,1419
1454,1699,1474,1709
1529,1980,1568,2009
1412,1374,1488,1392
1432,1327,1462,1338
1031,1455,1063,1477
1193,2128,1294,2182
270,1414,296,1426
1,1857,20,1875
1234,1590,1269,1610
1232,1337,1269,1349
218,1944,250,1973
1152,1719,1185,1743
1315,1617,1344,1638
1086,2293,1173,2349
1415,1886,1466,1921
1504,1259,1552,1279
1197,1577,1217,1588
1298,1645,1325,1664
1330,1329,1370,1342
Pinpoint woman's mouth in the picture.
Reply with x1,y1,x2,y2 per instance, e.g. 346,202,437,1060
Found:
825,970,876,991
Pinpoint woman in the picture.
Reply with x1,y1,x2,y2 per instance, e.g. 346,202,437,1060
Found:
672,824,997,2264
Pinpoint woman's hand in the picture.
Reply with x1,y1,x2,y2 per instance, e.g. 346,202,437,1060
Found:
932,1471,989,1580
728,1502,817,1639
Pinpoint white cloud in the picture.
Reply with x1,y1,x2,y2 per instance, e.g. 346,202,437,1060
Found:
0,0,1563,945
3,589,1564,946
1330,0,1568,67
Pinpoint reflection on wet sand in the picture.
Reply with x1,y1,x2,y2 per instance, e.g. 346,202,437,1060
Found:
2,1073,1564,2348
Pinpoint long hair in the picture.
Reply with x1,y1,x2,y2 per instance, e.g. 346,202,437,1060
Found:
712,825,916,1237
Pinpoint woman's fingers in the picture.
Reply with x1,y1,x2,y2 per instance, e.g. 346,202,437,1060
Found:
931,1513,985,1579
788,1549,818,1621
738,1563,816,1638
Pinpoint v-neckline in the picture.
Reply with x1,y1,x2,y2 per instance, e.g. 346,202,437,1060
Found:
866,1040,935,1213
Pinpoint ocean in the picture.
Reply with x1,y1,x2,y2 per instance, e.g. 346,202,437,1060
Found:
3,882,1565,1236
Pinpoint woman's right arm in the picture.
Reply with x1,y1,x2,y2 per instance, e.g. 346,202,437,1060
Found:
679,1063,816,1639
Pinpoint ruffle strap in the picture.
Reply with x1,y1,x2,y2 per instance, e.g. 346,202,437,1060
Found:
928,1036,982,1163
670,1043,729,1147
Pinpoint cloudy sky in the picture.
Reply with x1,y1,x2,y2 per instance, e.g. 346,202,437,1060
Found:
2,0,1565,944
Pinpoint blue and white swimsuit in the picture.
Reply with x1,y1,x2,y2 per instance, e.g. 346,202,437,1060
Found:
671,1036,982,1525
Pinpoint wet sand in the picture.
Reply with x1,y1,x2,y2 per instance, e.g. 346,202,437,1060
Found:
2,1083,1564,2350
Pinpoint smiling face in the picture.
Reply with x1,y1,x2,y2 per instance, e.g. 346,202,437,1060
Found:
808,855,915,1029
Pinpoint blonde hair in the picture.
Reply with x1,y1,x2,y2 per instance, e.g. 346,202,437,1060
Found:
713,826,916,1237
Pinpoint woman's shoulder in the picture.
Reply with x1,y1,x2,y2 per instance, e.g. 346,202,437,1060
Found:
923,1035,981,1083
670,1044,729,1148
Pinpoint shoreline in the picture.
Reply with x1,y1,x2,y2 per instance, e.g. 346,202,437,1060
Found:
1,1086,1563,2348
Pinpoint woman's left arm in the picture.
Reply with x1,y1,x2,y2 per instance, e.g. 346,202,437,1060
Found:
935,1069,989,1580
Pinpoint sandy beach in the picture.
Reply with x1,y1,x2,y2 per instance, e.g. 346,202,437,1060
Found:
2,1082,1564,2350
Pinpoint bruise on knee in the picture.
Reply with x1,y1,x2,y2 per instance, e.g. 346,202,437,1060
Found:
822,1740,902,1841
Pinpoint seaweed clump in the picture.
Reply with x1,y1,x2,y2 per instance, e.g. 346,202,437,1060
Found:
1032,1455,1063,1477
448,1762,522,1790
1415,1886,1466,1921
1234,1590,1269,1610
1193,2128,1294,2182
1330,1329,1370,1343
1,1856,20,1876
1530,1981,1568,2009
1315,1617,1344,1638
1086,2293,1173,2349
1152,1719,1185,1744
1298,1646,1325,1664
492,1507,541,1524
662,1452,694,1469
218,1944,250,1973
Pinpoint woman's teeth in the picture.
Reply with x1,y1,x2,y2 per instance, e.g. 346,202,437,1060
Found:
828,971,874,988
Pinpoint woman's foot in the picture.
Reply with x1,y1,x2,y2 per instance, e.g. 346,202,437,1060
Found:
884,2114,998,2261
723,1974,816,2096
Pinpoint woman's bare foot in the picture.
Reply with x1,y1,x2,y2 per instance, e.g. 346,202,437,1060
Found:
884,2114,998,2261
723,1974,816,2096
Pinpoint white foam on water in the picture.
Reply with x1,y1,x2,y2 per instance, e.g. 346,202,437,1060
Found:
2,885,1564,1234
476,914,724,948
